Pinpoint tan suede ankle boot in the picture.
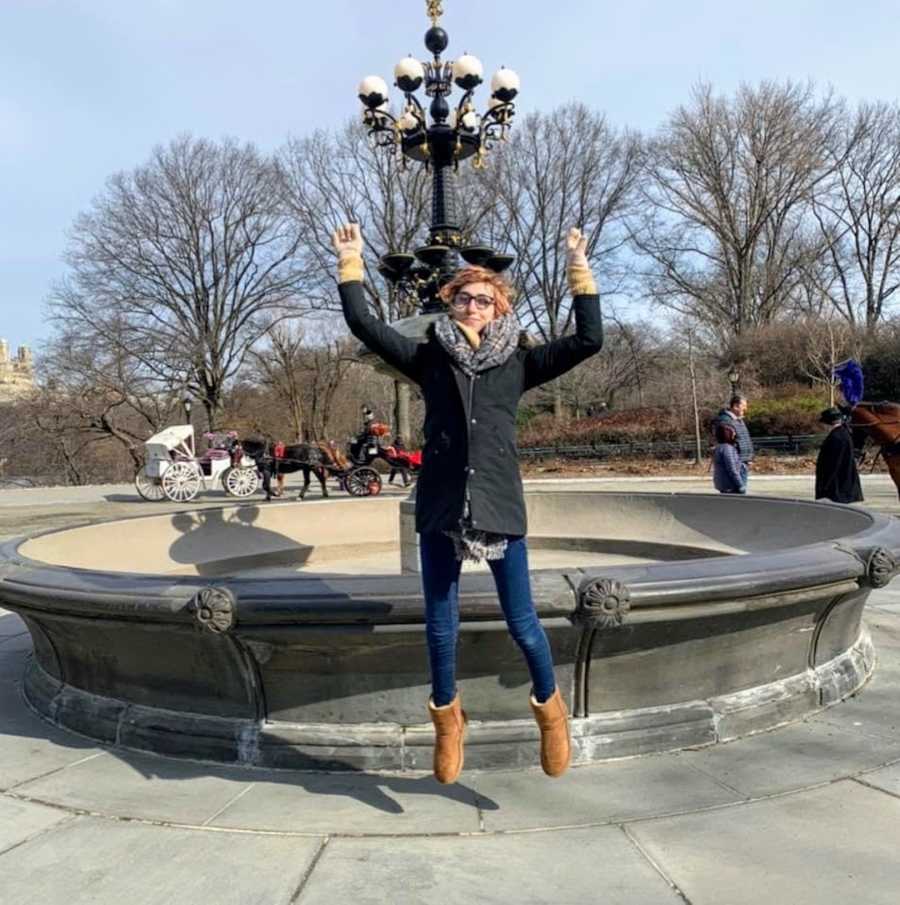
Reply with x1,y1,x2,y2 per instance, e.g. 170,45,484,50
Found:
530,686,571,777
428,694,467,784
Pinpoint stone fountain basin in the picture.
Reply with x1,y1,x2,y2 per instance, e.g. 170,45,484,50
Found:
2,486,899,772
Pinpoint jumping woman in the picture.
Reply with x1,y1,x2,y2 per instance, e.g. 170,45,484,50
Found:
332,223,603,783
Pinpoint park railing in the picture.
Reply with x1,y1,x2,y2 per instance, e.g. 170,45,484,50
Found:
518,433,826,461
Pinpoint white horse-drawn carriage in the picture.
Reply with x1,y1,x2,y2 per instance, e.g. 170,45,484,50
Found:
134,426,260,502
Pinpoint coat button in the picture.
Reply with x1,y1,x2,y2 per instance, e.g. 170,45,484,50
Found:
471,418,477,425
470,467,476,475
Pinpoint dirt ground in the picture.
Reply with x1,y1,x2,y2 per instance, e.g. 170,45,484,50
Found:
519,453,888,479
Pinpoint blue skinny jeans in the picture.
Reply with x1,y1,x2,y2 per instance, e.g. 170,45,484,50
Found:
419,532,557,707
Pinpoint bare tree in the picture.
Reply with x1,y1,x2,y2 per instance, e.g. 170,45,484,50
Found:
279,123,433,439
476,103,641,417
50,136,308,428
35,324,183,471
812,101,900,330
800,317,861,404
302,339,357,441
633,81,845,337
531,314,659,415
251,322,308,442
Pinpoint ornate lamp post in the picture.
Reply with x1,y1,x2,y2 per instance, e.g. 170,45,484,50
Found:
356,0,520,320
728,367,741,396
182,395,193,424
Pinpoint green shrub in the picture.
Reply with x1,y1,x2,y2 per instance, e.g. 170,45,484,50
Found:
745,393,824,436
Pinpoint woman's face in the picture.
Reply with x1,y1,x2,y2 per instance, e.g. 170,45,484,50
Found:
450,281,497,333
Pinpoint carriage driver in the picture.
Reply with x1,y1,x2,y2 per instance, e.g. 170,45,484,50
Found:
332,222,603,783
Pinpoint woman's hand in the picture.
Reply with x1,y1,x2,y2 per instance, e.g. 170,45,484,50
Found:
566,227,589,269
332,223,363,258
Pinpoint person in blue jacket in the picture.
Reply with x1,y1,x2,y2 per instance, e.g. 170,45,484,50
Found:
712,422,746,494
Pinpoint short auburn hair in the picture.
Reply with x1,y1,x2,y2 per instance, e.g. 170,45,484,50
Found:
438,266,514,316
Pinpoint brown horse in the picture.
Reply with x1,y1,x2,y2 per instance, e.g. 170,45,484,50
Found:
850,402,900,498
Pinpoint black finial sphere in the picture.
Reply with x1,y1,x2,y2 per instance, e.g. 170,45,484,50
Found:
424,26,449,55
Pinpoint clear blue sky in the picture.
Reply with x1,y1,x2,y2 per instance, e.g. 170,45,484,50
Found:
2,0,898,349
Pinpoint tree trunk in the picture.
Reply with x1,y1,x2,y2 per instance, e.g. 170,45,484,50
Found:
291,398,304,443
552,380,564,421
394,380,411,442
688,331,703,465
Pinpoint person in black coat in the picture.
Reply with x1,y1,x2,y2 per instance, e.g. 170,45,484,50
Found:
815,407,863,504
332,222,602,783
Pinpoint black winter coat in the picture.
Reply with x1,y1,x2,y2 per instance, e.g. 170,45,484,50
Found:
339,281,603,536
815,424,863,504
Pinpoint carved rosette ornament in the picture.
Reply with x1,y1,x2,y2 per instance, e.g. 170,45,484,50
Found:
578,578,631,629
867,547,898,589
190,587,236,634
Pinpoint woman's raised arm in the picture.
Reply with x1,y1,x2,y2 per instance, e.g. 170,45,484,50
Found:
333,223,424,384
522,227,603,390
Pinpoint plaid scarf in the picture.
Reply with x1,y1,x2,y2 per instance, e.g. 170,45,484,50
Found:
433,313,522,377
433,313,521,563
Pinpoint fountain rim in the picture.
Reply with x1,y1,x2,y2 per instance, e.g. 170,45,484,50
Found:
0,492,895,629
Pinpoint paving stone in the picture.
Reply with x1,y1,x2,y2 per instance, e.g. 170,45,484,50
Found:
628,780,900,905
684,716,900,797
0,631,31,650
0,677,102,790
0,646,29,682
211,770,481,835
0,794,71,854
0,816,319,905
864,608,900,645
15,750,258,825
867,587,900,611
811,660,900,739
472,753,741,831
0,611,25,637
295,826,682,905
857,761,900,797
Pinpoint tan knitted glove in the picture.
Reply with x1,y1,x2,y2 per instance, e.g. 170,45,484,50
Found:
332,223,365,284
566,227,597,295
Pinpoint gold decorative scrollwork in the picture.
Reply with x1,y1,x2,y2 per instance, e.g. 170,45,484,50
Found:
426,0,444,25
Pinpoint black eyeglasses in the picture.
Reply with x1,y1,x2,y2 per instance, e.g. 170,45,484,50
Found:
450,292,495,311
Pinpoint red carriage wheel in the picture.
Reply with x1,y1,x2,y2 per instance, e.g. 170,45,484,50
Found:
345,466,381,497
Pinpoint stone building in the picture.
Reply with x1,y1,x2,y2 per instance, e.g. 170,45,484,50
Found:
0,339,34,400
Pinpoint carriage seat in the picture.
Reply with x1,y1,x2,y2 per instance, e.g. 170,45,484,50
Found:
199,448,231,463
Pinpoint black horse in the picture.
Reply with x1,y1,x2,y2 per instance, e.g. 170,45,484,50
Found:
241,438,331,501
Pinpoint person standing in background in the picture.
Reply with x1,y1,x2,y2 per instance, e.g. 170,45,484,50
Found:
815,408,863,504
712,423,746,494
714,395,754,490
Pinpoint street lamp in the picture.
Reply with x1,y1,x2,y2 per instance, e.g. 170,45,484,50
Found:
728,368,741,395
183,395,193,423
356,0,519,328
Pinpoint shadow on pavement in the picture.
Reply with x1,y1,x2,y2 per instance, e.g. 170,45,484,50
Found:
0,636,498,817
